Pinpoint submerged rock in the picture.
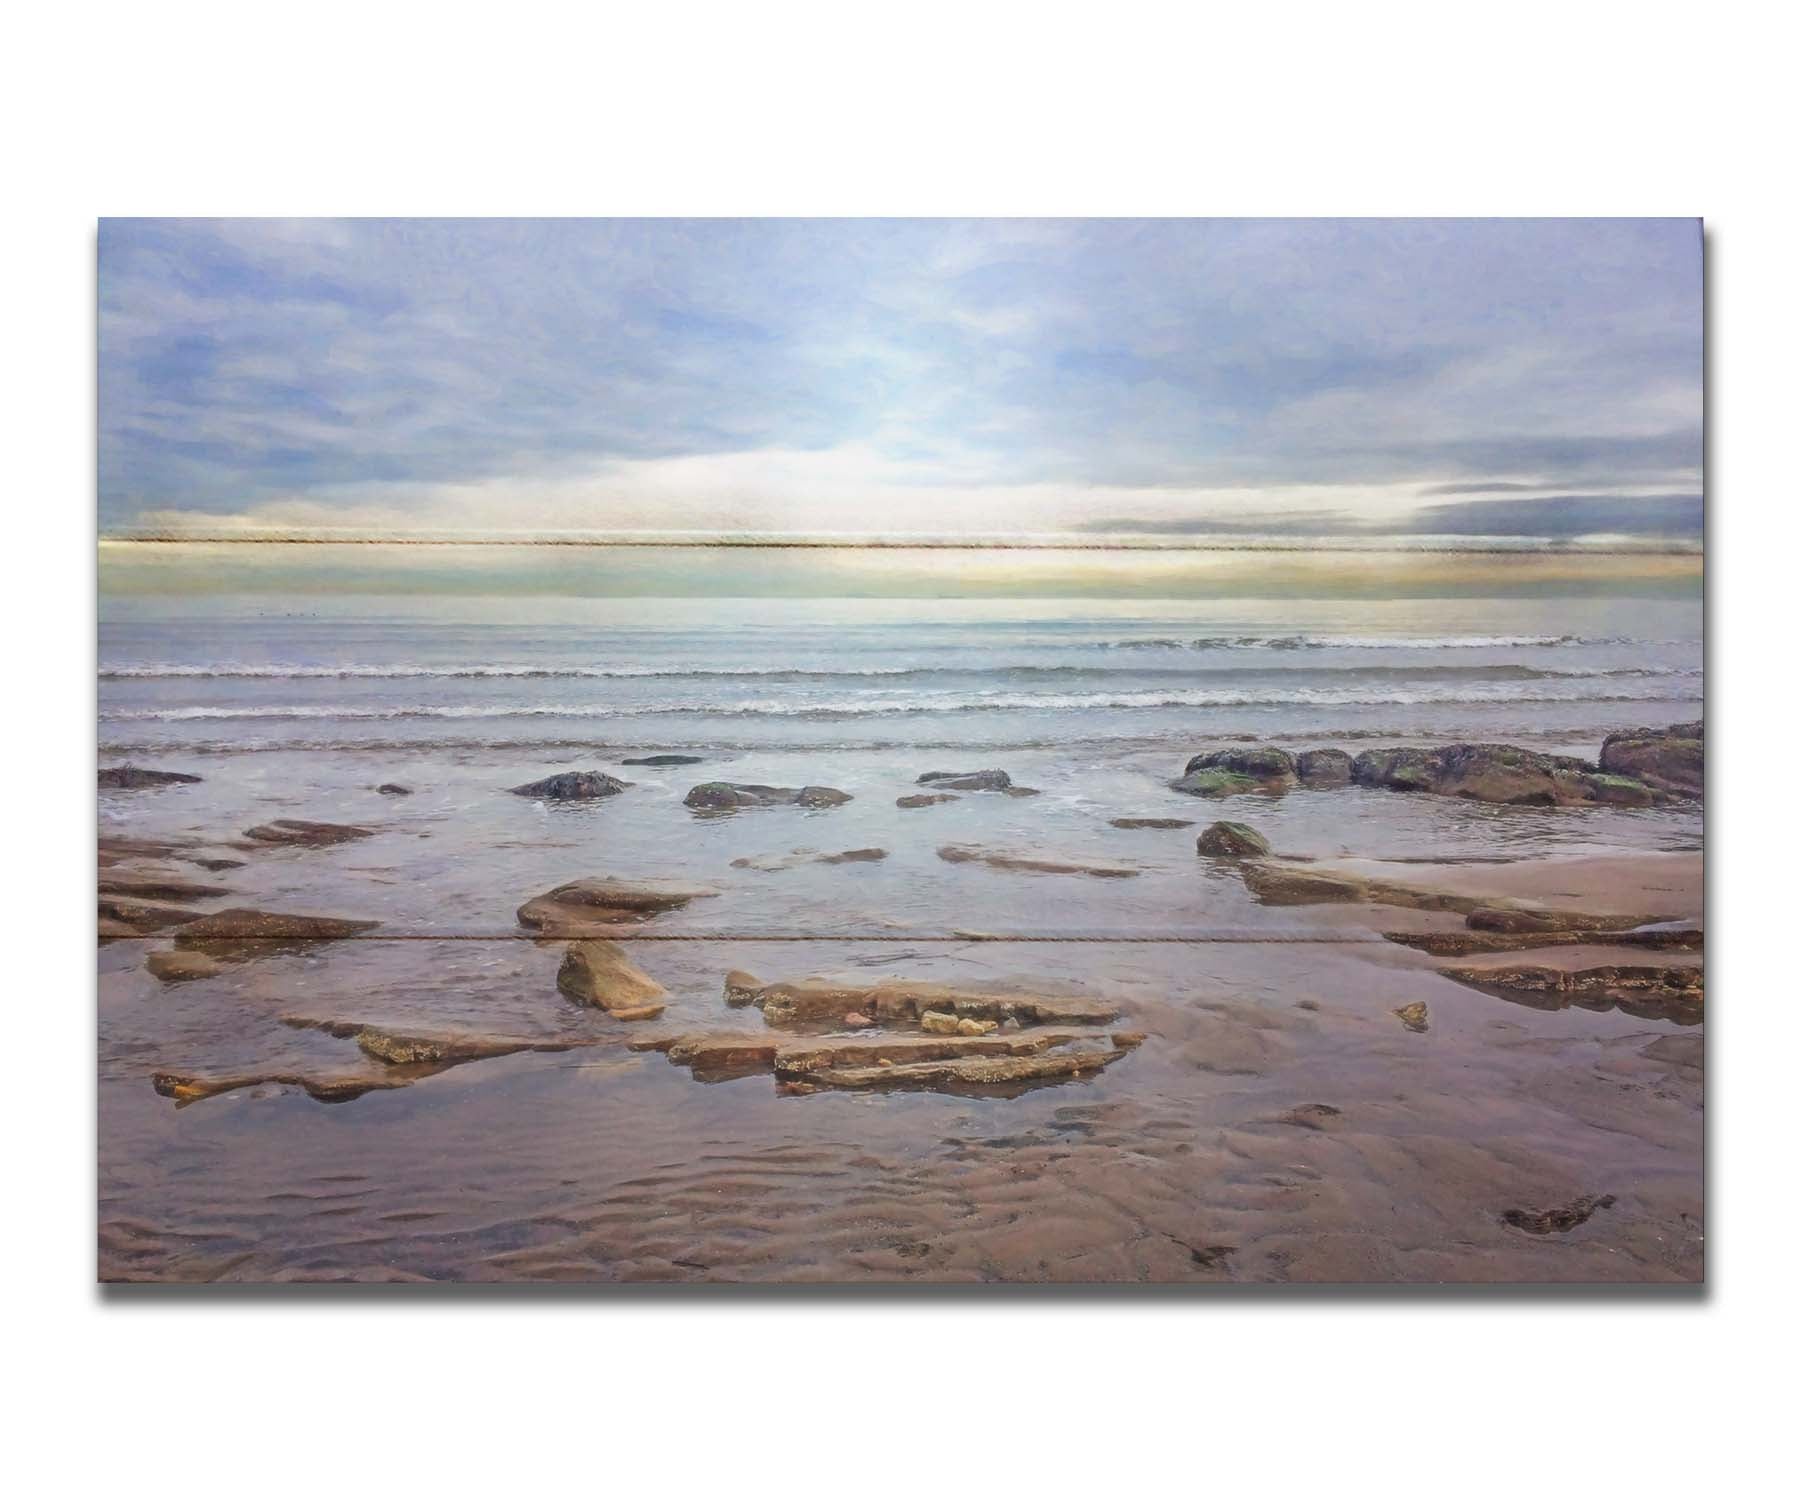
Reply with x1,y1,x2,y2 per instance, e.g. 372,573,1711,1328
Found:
375,783,413,796
1599,720,1703,797
509,771,631,801
621,753,705,766
1382,926,1703,958
897,792,959,808
936,844,1139,878
242,819,375,847
796,1046,1127,1092
684,782,852,811
1195,821,1271,858
730,847,887,872
99,896,205,934
1501,1193,1616,1235
145,949,230,983
915,769,1038,795
1393,1002,1430,1033
98,765,202,789
152,1069,417,1105
1110,817,1194,830
556,940,669,1018
517,877,718,935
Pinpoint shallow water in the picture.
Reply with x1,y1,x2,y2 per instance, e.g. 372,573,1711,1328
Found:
97,574,1705,1283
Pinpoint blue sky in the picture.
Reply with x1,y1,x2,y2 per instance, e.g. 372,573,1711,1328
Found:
98,219,1702,539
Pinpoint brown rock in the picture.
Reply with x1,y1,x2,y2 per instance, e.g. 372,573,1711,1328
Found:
1109,817,1194,830
1393,1002,1430,1033
920,1010,961,1035
794,1047,1128,1092
727,973,1122,1028
242,819,374,847
897,793,959,808
145,949,229,983
98,896,205,934
557,940,668,1016
174,908,380,947
98,765,202,789
1598,721,1702,797
936,844,1139,878
518,877,717,936
1501,1193,1617,1235
1195,821,1271,858
98,872,230,903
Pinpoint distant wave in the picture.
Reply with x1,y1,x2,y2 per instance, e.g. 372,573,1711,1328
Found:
100,684,1703,723
96,661,1693,684
1097,633,1645,651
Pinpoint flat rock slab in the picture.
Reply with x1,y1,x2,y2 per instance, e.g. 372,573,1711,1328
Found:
518,877,718,936
1439,945,1703,1021
1382,926,1703,958
284,1017,595,1067
152,1067,428,1106
173,908,381,948
243,819,375,847
99,766,202,789
796,1046,1127,1093
98,872,231,903
146,949,231,983
937,844,1139,879
897,793,959,808
1110,817,1194,830
620,754,705,766
725,971,1122,1028
509,771,631,800
684,782,852,811
98,896,206,934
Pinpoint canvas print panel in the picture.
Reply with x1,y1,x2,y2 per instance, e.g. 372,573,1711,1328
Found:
97,220,1703,1284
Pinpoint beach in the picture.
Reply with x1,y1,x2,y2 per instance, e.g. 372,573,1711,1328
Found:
97,551,1704,1283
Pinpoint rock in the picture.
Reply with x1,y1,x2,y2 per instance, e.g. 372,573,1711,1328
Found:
621,754,705,766
191,857,245,872
897,793,959,808
724,971,1122,1028
1238,864,1373,905
1170,770,1262,798
936,844,1139,878
242,819,375,846
683,782,851,811
557,940,669,1016
917,769,1019,793
1295,748,1353,785
152,1069,417,1106
793,1046,1128,1092
98,765,201,789
920,1010,961,1035
1195,821,1271,858
173,909,380,949
1439,961,1702,1007
1393,1002,1430,1033
1277,1102,1343,1130
145,949,229,983
349,1026,581,1066
98,873,230,903
1111,1031,1148,1048
957,1017,999,1036
1110,817,1194,830
1182,747,1297,783
98,896,205,934
1351,743,1659,807
1464,906,1659,936
1382,926,1703,958
1501,1193,1617,1235
664,1035,782,1075
375,783,412,796
517,877,718,935
731,847,886,871
1599,721,1703,797
842,1012,874,1028
509,771,630,801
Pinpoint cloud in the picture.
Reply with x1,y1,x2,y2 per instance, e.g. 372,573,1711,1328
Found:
98,219,1703,535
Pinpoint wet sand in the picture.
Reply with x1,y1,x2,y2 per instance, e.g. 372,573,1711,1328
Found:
98,822,1703,1283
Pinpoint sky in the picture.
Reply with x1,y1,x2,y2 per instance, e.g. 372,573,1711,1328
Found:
97,218,1703,543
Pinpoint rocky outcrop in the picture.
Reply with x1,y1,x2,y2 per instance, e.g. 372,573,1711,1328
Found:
98,765,201,789
724,971,1122,1028
517,877,718,935
242,819,375,846
1296,748,1353,785
509,771,631,800
621,754,705,766
1351,743,1657,807
1110,817,1194,830
683,782,852,811
556,940,668,1019
1599,721,1703,797
1382,925,1702,958
1195,821,1270,858
1440,960,1702,1006
936,844,1139,878
897,792,959,808
731,847,887,872
916,769,1040,796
